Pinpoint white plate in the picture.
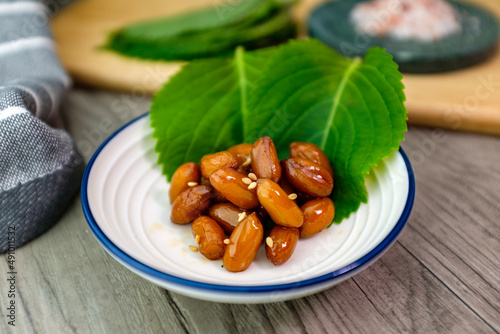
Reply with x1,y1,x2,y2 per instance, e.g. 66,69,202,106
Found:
82,113,415,304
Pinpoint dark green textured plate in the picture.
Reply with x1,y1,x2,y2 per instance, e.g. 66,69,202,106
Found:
308,0,499,73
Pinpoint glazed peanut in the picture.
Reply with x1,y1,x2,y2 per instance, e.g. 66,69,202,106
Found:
209,167,259,209
200,151,239,179
201,179,228,203
208,203,248,234
171,184,213,224
228,143,253,156
265,226,299,265
228,143,252,165
192,216,226,260
212,188,229,204
297,191,314,205
300,198,335,237
169,137,337,271
289,142,334,177
255,204,270,222
251,136,281,182
169,162,201,204
282,158,334,197
223,213,264,272
278,170,296,196
256,178,303,228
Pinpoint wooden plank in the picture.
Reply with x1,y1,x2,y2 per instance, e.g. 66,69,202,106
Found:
400,127,500,331
168,277,400,333
349,243,496,333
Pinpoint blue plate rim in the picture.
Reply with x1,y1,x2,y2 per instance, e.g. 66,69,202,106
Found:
81,112,415,293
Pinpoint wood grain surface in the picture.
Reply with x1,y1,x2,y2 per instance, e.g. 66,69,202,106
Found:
50,0,500,135
1,89,499,333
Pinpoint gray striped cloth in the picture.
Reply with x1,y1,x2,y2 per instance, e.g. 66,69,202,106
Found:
0,0,84,253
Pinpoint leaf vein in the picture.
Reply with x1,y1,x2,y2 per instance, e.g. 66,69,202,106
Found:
320,58,362,149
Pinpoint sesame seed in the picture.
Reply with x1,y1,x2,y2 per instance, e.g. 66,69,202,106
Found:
266,237,273,248
242,177,252,184
195,235,201,244
248,182,257,190
187,182,198,187
238,212,247,222
248,173,257,181
189,245,198,252
223,239,230,245
288,193,298,200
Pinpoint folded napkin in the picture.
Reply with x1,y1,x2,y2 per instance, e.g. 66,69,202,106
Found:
0,1,84,253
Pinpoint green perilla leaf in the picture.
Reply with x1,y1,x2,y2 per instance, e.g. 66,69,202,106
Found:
151,39,407,223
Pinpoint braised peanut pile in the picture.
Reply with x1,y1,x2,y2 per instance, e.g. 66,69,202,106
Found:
169,136,335,272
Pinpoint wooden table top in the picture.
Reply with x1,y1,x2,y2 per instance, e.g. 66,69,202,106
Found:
1,89,499,333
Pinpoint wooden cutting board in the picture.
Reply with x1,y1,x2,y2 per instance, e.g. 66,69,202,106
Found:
51,0,500,135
